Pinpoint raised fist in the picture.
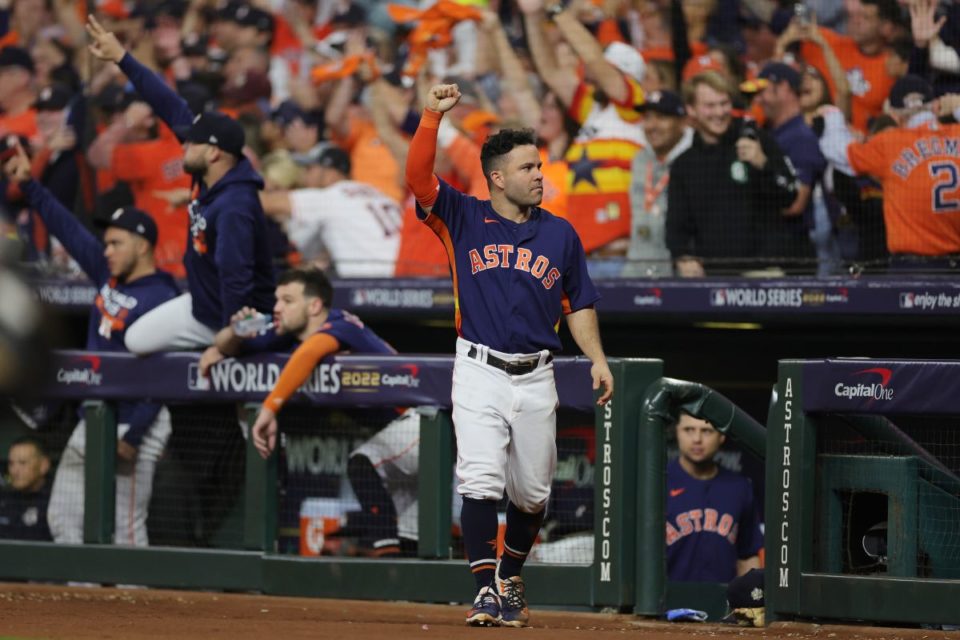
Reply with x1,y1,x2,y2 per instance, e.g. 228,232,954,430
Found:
426,84,462,113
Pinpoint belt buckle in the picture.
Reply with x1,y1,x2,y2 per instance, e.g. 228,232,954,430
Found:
506,359,536,375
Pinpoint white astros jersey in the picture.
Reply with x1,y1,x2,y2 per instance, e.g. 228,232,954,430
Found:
288,181,403,277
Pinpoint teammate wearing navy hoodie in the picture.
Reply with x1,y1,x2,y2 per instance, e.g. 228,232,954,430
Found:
3,143,179,546
85,15,275,355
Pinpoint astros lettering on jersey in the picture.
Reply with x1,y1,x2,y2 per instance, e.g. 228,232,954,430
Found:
418,180,599,353
665,458,763,583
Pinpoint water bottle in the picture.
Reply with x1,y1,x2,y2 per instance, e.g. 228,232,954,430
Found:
232,312,274,336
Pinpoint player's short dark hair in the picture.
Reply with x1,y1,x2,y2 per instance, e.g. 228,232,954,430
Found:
278,268,333,308
480,128,537,183
861,0,901,23
9,435,47,458
671,409,716,432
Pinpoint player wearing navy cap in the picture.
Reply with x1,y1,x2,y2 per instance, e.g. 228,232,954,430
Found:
666,411,763,583
2,143,179,547
406,84,614,627
86,15,276,356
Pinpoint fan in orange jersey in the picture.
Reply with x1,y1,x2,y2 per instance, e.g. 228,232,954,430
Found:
819,75,960,260
792,0,900,133
520,0,646,260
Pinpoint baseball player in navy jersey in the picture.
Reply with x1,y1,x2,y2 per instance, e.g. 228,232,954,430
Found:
208,268,421,556
406,84,614,627
3,143,178,547
666,411,763,583
86,16,275,356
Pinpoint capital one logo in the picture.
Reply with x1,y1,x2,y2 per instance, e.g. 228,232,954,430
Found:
56,355,103,386
834,367,894,401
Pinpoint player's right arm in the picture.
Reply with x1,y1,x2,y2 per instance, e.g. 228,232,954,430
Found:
3,145,108,282
86,15,195,132
263,333,341,413
252,332,341,458
404,84,461,215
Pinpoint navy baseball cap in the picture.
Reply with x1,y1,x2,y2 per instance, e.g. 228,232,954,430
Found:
726,568,765,609
0,47,34,74
35,84,72,112
175,111,245,157
758,62,802,92
636,90,685,117
293,144,351,175
103,207,158,246
889,74,934,109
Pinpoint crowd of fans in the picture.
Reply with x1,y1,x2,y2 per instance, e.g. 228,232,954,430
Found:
0,0,957,281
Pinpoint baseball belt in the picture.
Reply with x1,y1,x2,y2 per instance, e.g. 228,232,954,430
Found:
467,345,552,376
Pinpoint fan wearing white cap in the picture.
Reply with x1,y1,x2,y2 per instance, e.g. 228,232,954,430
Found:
818,74,960,261
518,0,647,268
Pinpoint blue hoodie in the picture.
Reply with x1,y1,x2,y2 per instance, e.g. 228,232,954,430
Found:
21,180,180,448
118,53,275,329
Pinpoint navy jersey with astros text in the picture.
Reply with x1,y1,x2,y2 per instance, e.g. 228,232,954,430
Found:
665,458,764,583
417,179,599,353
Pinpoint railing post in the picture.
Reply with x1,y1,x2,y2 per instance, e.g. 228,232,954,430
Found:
243,403,278,551
83,400,116,544
418,408,452,558
593,358,663,610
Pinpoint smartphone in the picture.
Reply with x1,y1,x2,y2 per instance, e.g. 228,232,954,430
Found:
793,2,811,25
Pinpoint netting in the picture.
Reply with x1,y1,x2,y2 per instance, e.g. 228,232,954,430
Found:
814,413,960,579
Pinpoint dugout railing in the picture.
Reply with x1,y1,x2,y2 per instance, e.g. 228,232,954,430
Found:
634,377,768,621
767,359,960,627
0,350,663,611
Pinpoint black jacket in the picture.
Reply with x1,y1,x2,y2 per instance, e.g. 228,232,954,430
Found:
666,120,798,267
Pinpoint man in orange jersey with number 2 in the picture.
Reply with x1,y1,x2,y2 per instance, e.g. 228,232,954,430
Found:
819,75,960,266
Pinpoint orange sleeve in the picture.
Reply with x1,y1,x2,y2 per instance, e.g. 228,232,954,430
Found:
405,109,442,208
446,135,489,199
263,332,340,412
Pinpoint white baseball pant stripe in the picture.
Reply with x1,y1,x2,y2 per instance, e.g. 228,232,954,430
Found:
124,293,216,355
452,338,558,513
47,408,172,546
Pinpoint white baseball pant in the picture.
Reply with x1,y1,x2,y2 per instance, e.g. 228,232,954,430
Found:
452,338,558,513
351,408,421,541
47,408,172,546
123,294,216,355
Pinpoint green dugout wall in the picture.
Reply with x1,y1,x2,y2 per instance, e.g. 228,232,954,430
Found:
0,352,663,610
766,359,960,627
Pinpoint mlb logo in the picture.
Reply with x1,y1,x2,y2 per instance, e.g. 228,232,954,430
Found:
187,363,210,391
710,290,726,307
900,293,915,309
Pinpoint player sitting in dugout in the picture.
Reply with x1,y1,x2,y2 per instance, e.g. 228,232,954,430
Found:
201,268,420,558
666,411,763,583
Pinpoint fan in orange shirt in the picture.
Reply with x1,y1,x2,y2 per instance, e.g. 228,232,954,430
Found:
87,100,190,279
322,32,404,204
521,0,647,257
791,0,900,132
819,76,960,258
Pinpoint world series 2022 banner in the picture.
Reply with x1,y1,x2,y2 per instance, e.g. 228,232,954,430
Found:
43,351,598,412
802,359,960,415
